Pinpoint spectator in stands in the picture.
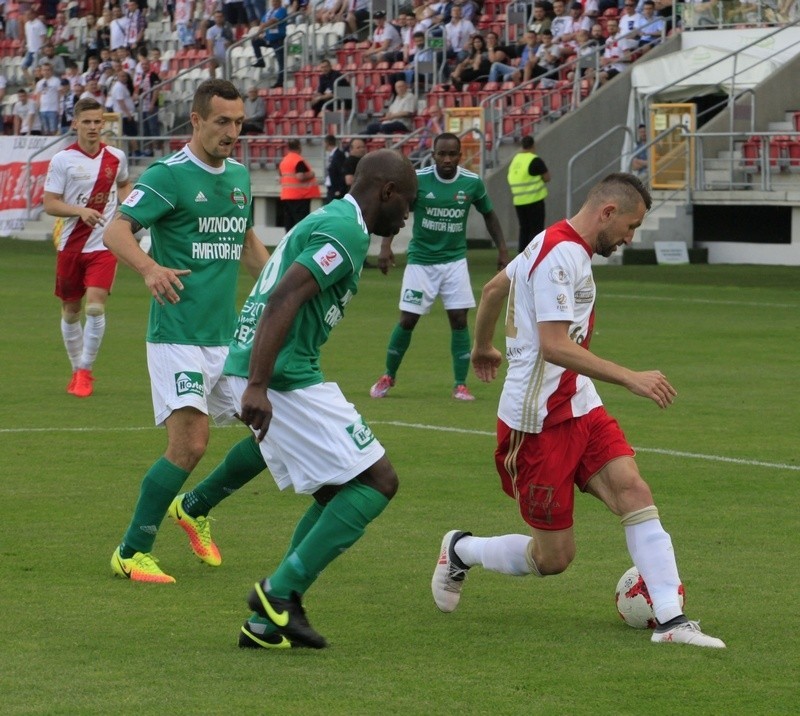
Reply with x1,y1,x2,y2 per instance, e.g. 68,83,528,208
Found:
548,0,572,42
0,75,6,105
323,134,348,203
278,137,321,231
81,78,105,102
110,69,139,153
95,10,112,54
524,29,561,87
134,57,161,152
207,10,235,66
98,47,114,73
315,0,344,25
63,61,84,93
529,2,552,34
485,30,514,65
488,29,538,84
109,5,129,51
51,10,77,56
59,78,83,134
37,44,67,78
174,0,197,48
345,0,371,38
82,55,102,86
362,11,403,62
117,46,137,75
413,1,444,37
634,0,665,50
22,9,48,84
123,0,147,51
444,3,476,65
557,1,592,49
387,10,419,64
343,137,366,190
365,79,417,135
598,19,632,86
242,85,266,133
150,47,169,76
12,88,43,135
450,33,491,90
36,63,63,136
252,0,287,88
310,58,348,115
617,0,642,39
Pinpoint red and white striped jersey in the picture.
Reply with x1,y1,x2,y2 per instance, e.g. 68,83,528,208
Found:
498,219,603,433
45,143,129,253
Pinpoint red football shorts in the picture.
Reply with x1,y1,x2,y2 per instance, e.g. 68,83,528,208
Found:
494,406,635,531
55,250,117,302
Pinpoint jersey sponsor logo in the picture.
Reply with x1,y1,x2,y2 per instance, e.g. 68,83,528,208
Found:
402,288,423,306
230,187,247,209
313,243,343,275
195,191,207,202
347,417,376,450
324,303,343,328
197,216,248,234
175,371,205,397
454,190,468,204
548,267,570,285
191,242,243,260
123,188,144,207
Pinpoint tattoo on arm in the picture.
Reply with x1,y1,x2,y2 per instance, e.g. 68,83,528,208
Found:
114,211,143,235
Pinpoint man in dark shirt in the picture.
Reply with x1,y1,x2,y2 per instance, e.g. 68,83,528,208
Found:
310,59,350,116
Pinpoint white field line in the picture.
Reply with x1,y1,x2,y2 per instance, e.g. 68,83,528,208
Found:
2,421,796,472
602,293,798,309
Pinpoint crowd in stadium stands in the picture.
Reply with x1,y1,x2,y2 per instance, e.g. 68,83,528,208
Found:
0,0,797,147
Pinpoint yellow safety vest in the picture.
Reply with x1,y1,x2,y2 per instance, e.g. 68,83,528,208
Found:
507,152,548,206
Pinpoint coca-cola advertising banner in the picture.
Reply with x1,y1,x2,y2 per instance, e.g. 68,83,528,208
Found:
0,135,70,237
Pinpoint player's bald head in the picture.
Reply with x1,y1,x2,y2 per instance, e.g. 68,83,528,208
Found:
352,149,416,193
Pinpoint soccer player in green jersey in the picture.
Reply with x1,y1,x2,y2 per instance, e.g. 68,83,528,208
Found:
370,133,509,402
103,79,270,584
191,149,417,649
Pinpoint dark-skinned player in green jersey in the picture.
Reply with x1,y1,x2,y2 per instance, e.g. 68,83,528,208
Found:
370,133,509,402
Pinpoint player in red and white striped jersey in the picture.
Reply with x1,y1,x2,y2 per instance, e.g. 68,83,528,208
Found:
44,98,132,398
431,173,726,648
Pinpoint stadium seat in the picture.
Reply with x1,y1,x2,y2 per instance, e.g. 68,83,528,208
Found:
741,137,761,173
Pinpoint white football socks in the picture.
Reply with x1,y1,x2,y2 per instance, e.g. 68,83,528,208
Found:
454,534,536,576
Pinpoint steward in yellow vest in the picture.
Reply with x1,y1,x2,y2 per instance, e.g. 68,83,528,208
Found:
506,135,550,253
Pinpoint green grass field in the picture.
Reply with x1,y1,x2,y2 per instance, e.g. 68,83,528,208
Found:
1,239,798,715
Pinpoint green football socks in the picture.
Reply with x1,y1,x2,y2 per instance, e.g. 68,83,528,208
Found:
451,327,471,385
120,457,189,557
182,436,267,518
385,324,413,378
267,481,390,599
247,500,325,634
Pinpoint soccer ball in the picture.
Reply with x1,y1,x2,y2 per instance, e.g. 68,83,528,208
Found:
615,566,685,629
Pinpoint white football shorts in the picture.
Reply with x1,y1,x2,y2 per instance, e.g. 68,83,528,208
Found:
217,377,386,495
146,342,238,427
398,258,476,314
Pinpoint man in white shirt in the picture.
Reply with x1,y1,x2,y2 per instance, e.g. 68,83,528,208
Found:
12,88,43,135
23,9,48,83
365,79,417,134
444,4,475,63
362,11,402,62
36,62,64,135
109,6,130,51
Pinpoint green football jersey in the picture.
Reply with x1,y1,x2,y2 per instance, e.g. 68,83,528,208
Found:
119,146,254,345
225,195,370,391
407,165,493,265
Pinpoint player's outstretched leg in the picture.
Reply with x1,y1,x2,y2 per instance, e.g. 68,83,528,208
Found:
431,530,472,613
